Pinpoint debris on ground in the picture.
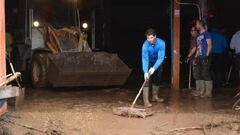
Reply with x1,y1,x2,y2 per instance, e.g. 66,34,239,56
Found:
24,131,34,135
0,113,45,134
0,126,12,135
0,114,12,135
45,120,65,135
152,120,240,135
0,86,238,134
112,107,153,118
233,88,240,111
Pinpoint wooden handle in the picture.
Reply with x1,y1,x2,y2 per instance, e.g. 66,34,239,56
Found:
188,63,192,89
131,79,148,108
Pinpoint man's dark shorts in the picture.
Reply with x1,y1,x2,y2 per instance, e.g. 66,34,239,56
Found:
145,63,163,87
192,56,212,81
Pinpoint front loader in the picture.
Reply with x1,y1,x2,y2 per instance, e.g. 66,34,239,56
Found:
11,0,132,88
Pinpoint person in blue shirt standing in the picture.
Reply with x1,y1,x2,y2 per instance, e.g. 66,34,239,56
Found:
210,28,228,87
192,20,213,98
142,28,165,107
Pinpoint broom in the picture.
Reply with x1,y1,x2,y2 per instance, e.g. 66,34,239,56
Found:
112,75,153,118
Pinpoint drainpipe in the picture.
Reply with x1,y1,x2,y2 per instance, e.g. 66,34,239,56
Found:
171,0,180,89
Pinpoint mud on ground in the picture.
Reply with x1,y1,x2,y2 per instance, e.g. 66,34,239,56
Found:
2,85,240,135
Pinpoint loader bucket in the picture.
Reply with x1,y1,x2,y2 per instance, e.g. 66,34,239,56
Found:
47,52,132,87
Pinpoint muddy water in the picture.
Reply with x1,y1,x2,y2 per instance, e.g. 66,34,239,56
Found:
4,86,239,135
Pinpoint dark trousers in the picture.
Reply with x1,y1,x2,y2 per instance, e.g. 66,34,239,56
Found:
211,53,225,86
193,57,212,81
234,54,240,70
145,63,163,87
234,54,240,84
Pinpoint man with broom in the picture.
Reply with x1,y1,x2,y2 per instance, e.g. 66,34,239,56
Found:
142,28,166,107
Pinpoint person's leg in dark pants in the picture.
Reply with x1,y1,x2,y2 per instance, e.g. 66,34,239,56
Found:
152,65,164,102
192,58,204,96
235,55,240,86
218,54,226,85
201,57,213,98
143,78,152,107
212,53,224,87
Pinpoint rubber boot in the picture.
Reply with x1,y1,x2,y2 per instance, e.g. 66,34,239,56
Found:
192,80,204,97
201,81,213,98
143,87,152,107
152,85,164,102
199,80,206,96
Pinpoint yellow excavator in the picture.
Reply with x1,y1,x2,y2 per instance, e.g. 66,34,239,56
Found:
11,0,132,87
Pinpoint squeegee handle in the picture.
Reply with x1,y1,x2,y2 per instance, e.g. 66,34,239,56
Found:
131,78,148,108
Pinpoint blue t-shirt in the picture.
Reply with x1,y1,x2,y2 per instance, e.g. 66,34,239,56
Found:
211,31,227,54
196,31,211,57
142,38,165,73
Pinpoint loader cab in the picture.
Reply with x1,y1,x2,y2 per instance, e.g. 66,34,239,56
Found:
29,0,81,49
11,0,87,71
31,1,79,28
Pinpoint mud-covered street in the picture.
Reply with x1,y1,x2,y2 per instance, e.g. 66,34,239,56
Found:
2,0,240,134
0,85,239,135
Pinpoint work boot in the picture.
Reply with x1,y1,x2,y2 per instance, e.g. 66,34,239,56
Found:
201,81,213,98
192,80,204,97
143,87,152,108
152,85,164,102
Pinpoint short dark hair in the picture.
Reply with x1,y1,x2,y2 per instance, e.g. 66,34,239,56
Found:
145,28,156,36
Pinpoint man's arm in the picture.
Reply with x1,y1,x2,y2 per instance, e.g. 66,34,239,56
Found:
153,42,165,70
206,38,212,56
142,45,149,73
188,46,197,58
230,34,236,50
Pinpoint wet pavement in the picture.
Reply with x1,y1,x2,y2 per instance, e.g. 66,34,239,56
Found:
11,84,238,114
3,84,240,135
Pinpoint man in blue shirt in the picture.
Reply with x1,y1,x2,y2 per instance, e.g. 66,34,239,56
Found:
192,20,213,98
210,28,228,87
142,28,165,107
